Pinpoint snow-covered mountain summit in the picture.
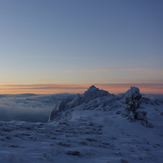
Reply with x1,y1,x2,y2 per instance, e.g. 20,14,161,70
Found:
82,85,110,102
0,86,163,163
49,85,115,122
49,85,160,126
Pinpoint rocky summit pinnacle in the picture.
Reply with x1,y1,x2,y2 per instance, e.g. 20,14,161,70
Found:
82,85,110,102
124,86,141,99
85,85,98,92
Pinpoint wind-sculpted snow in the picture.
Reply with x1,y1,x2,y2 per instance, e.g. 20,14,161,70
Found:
0,86,163,162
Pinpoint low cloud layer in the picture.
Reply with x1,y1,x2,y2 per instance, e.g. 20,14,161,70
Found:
0,94,69,122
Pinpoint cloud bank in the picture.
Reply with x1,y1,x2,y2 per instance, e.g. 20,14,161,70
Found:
0,94,68,122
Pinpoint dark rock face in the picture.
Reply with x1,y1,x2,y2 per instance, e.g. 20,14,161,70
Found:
116,111,122,115
49,102,60,121
160,112,163,116
49,95,75,121
66,151,81,156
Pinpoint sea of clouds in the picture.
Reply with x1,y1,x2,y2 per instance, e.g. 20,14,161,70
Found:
0,94,71,122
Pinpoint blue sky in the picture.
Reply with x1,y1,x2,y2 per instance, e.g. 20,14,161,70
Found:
0,0,163,93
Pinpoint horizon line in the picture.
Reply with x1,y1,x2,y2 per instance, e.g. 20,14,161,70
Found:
0,83,163,95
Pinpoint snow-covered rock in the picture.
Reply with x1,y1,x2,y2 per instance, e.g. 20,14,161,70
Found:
121,86,142,118
49,85,115,122
82,85,110,103
49,86,155,128
121,87,154,127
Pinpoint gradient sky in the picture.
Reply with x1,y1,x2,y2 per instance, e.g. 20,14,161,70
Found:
0,0,163,94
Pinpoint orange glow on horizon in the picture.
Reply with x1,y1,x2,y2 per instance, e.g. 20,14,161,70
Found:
0,83,163,94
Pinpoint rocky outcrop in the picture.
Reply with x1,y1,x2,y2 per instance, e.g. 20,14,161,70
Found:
121,86,153,127
49,95,76,121
49,85,153,128
81,85,110,103
121,86,142,120
49,85,112,122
